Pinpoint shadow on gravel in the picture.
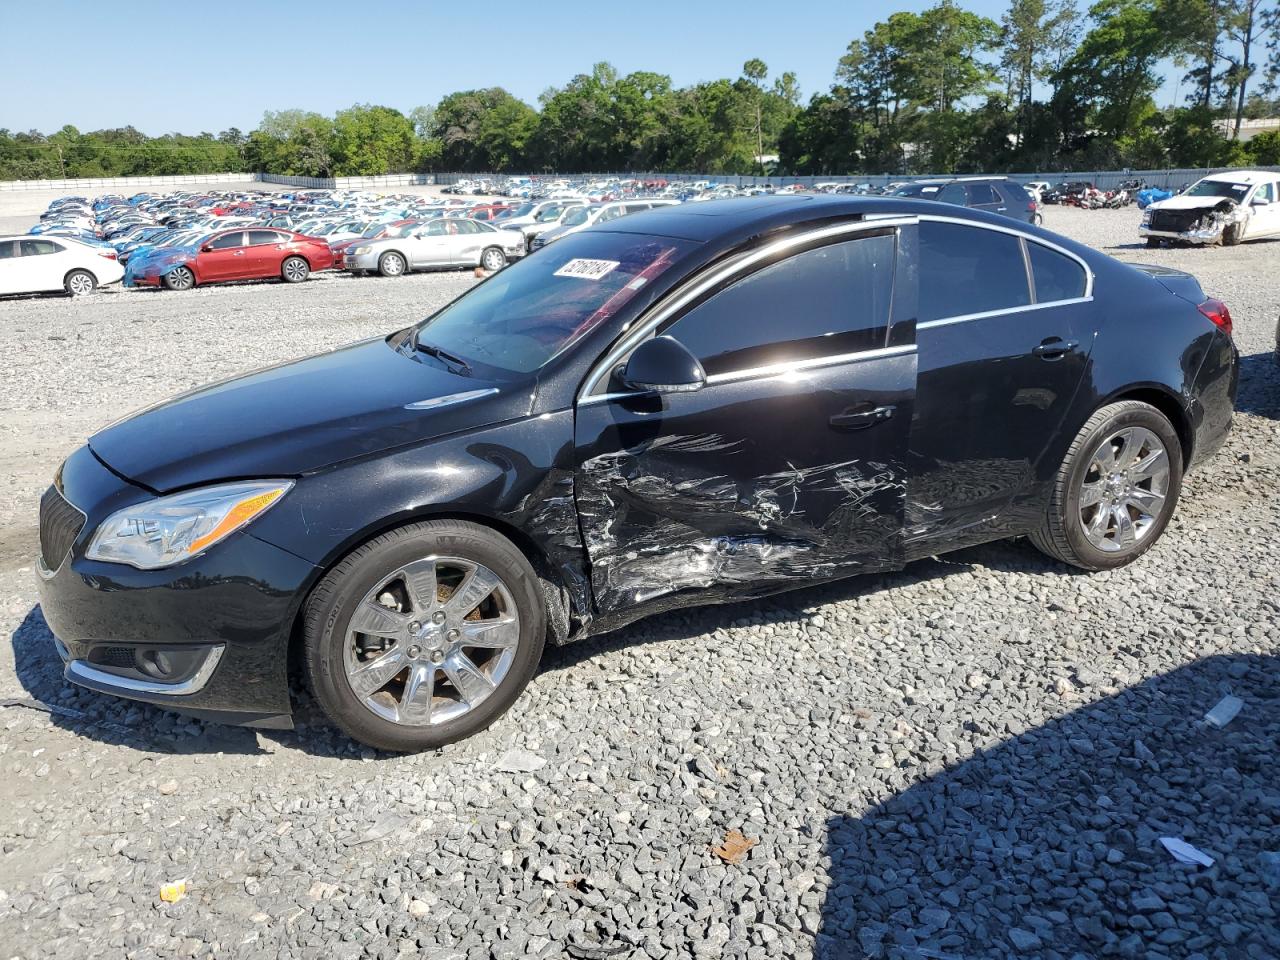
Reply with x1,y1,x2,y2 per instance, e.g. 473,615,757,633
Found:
817,653,1279,960
1234,352,1279,420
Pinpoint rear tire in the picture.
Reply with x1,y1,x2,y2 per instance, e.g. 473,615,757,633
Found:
162,266,195,291
378,252,406,278
1030,400,1183,571
303,520,546,752
281,256,310,283
64,269,96,297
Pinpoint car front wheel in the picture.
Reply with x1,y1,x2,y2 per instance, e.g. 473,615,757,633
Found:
1031,400,1183,570
480,246,507,271
163,266,195,291
378,252,406,277
64,269,97,297
303,520,546,752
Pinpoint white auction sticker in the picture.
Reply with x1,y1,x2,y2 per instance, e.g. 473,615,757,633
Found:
554,258,621,281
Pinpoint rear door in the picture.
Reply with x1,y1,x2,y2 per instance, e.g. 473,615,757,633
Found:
0,240,22,294
905,217,1095,552
244,230,287,277
18,239,67,292
574,221,917,615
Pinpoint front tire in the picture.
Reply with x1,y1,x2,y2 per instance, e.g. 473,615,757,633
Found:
1222,221,1244,246
64,269,96,297
303,520,546,752
162,266,195,291
1145,237,1161,248
281,256,310,283
378,252,406,278
1030,400,1183,571
480,246,507,271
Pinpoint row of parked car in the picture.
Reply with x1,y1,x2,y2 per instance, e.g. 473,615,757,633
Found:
5,172,1132,299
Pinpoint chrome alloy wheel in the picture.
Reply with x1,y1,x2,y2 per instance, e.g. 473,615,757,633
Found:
282,257,309,281
481,247,506,271
380,252,405,276
1077,426,1170,553
67,272,95,296
166,266,194,290
343,556,520,726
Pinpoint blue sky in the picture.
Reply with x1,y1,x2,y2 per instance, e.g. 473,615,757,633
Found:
4,0,1181,135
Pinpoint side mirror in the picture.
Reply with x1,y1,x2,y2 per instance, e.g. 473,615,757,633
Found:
620,336,706,394
200,244,212,252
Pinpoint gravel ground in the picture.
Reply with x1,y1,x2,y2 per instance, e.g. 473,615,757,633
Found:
0,205,1277,960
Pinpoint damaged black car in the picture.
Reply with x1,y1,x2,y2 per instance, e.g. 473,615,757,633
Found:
37,196,1239,751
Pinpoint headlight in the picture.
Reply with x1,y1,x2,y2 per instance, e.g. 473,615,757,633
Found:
86,480,292,569
352,246,371,255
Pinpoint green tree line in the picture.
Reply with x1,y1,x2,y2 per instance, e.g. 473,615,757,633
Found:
7,0,1280,181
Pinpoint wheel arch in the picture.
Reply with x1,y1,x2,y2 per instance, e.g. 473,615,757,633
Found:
285,508,575,676
1095,383,1193,465
63,267,98,286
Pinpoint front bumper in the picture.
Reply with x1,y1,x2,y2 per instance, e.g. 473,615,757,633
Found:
35,446,318,727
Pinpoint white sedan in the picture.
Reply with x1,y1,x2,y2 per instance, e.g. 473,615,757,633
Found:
343,219,526,276
0,235,124,297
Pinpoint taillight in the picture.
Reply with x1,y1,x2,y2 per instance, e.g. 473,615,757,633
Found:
1198,297,1232,337
98,250,118,260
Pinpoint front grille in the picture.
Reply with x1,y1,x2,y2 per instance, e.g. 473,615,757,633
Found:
1150,209,1206,233
39,485,85,570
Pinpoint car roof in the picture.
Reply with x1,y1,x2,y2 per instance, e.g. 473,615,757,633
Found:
1201,169,1275,184
591,195,994,243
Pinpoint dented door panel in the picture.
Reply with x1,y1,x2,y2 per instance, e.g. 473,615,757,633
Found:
574,352,916,616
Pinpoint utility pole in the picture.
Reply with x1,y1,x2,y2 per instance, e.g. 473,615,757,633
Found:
56,146,66,178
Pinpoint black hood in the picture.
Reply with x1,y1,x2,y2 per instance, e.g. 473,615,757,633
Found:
89,338,533,492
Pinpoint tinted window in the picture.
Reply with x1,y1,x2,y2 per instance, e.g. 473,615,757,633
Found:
0,240,16,259
425,221,448,237
208,232,243,250
248,230,282,245
965,183,1000,205
1027,241,1087,303
664,232,896,376
938,184,966,205
919,221,1031,322
20,239,60,256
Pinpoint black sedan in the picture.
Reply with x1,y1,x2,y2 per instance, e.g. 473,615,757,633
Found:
36,197,1238,752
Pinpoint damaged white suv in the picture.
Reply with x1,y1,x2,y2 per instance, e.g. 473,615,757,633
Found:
1142,170,1280,247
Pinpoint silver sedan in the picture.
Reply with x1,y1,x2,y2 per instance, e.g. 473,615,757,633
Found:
345,219,526,277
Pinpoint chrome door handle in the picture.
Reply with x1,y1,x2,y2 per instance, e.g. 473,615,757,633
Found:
1032,337,1078,360
829,404,895,431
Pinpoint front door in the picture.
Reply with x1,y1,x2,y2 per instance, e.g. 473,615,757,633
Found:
407,221,454,268
1245,180,1280,239
199,231,249,282
574,225,917,616
905,218,1095,551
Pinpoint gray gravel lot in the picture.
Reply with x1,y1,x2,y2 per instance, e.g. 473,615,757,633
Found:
0,206,1277,960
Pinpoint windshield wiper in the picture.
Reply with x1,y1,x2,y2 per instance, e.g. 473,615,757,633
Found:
415,336,473,376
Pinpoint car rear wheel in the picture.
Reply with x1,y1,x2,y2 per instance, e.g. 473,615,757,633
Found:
64,269,96,297
163,266,195,291
1030,400,1183,571
281,256,310,283
378,252,406,278
303,520,546,752
480,246,507,271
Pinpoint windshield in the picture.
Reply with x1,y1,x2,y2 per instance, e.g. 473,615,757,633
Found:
535,204,567,222
361,222,386,238
509,202,536,217
1184,179,1251,199
413,232,694,376
561,207,593,227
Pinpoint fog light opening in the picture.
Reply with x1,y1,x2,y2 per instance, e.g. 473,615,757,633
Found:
138,649,175,679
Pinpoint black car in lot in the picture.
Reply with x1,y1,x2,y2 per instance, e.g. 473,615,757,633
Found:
891,176,1038,223
36,196,1238,752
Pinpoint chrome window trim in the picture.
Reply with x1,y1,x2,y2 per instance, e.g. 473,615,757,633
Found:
65,644,225,697
917,296,1093,330
579,344,917,405
918,213,1094,300
578,216,917,400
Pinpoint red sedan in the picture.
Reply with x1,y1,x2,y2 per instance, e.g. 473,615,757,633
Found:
132,228,334,290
